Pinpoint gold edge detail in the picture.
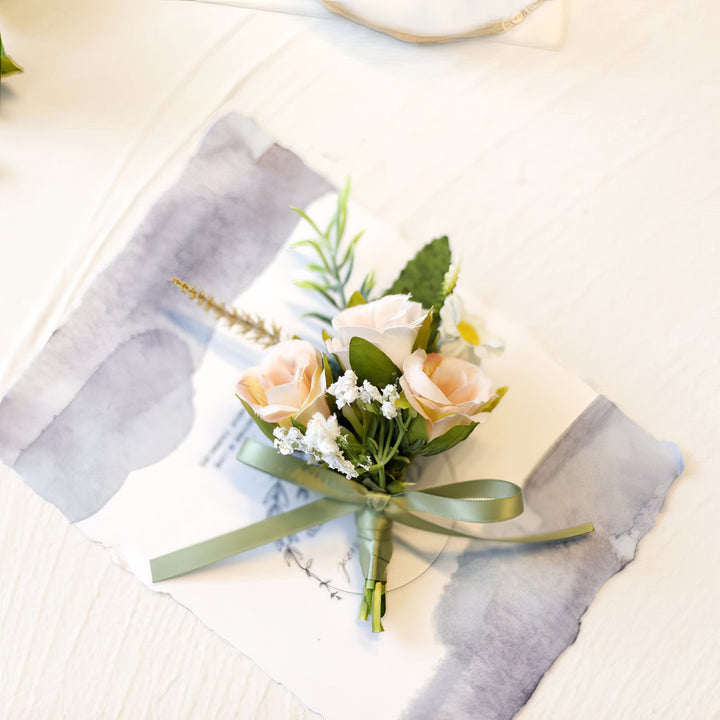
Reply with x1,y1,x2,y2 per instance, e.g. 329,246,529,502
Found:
319,0,551,44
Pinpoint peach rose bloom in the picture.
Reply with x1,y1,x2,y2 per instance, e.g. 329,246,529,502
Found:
325,294,427,368
236,340,330,426
400,350,493,440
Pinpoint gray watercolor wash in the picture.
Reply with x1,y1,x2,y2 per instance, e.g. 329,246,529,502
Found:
0,114,331,521
0,114,684,720
405,396,683,720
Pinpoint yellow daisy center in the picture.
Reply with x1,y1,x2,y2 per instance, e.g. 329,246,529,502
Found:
457,320,480,346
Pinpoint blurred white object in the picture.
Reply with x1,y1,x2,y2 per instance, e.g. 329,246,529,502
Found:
320,0,557,42
184,0,567,47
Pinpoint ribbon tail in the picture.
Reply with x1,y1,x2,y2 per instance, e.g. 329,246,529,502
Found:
387,504,594,544
238,439,367,503
150,497,357,582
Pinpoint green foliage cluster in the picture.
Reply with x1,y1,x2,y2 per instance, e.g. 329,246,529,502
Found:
279,182,507,492
0,33,22,78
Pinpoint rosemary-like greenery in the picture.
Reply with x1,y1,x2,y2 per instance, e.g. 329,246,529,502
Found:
291,178,375,324
171,278,289,348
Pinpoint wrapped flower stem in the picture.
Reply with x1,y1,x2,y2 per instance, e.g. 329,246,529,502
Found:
356,503,394,632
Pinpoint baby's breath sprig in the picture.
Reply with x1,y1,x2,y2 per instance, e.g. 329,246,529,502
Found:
291,178,375,324
171,278,290,348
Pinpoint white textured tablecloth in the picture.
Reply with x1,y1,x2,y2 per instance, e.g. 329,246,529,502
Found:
1,0,718,717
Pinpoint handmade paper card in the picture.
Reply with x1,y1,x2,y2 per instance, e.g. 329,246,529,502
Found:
0,114,682,720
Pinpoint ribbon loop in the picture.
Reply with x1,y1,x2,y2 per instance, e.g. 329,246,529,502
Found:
401,478,524,523
150,437,594,632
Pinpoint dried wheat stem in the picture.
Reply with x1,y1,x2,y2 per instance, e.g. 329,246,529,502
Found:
171,278,289,348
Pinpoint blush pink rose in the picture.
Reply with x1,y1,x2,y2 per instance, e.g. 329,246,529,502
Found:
400,350,494,440
236,340,330,426
325,294,427,368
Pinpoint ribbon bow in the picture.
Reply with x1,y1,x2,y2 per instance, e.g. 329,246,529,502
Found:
151,439,593,631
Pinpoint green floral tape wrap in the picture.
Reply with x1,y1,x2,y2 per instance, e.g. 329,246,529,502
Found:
150,439,594,631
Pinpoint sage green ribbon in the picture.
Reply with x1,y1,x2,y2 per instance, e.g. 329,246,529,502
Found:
150,439,594,631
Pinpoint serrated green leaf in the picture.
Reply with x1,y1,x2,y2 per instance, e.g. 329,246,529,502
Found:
415,422,478,456
0,34,23,77
347,290,367,307
479,386,508,413
385,236,451,309
238,398,276,442
348,337,400,388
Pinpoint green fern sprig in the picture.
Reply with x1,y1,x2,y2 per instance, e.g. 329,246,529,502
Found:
171,278,290,348
291,178,374,321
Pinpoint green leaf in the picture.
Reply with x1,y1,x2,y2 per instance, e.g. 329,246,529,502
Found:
406,412,429,446
303,311,333,324
323,349,343,381
340,430,364,455
360,270,376,299
290,417,307,433
348,337,400,388
335,177,351,244
478,386,508,413
342,253,355,285
237,398,276,442
321,353,334,385
295,280,339,309
0,34,23,77
290,207,325,239
347,290,367,307
386,478,409,494
416,422,478,456
385,236,452,309
412,308,434,352
340,230,364,268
